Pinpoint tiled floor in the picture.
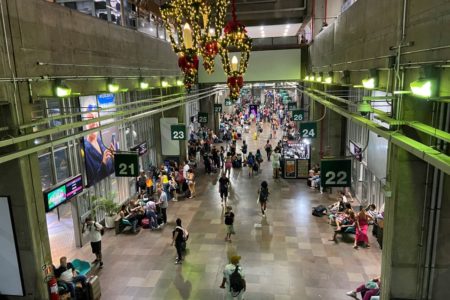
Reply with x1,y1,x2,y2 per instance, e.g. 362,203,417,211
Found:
48,123,381,300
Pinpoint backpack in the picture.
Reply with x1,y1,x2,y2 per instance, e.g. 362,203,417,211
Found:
247,156,254,165
229,266,244,296
175,226,189,241
259,187,268,201
312,205,327,217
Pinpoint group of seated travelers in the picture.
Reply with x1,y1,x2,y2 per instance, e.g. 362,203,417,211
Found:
53,257,88,299
327,191,383,249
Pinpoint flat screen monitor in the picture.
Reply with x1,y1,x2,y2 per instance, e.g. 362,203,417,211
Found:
44,185,66,212
65,175,83,200
43,175,83,212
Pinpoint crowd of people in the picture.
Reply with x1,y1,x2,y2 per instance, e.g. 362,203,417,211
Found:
55,91,383,300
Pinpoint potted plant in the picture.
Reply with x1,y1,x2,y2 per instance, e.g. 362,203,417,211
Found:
92,193,120,229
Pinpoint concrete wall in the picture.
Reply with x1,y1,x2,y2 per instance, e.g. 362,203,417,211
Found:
198,49,301,83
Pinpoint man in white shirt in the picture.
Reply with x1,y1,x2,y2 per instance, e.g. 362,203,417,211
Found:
145,199,160,230
82,216,103,268
156,188,169,225
183,161,190,179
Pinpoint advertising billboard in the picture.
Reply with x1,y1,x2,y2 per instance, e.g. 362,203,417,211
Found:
80,95,118,187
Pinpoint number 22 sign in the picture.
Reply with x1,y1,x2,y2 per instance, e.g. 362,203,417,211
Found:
320,159,351,187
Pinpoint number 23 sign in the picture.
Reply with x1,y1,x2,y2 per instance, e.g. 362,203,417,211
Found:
320,159,351,187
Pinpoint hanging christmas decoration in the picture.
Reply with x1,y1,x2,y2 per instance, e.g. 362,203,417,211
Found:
199,0,229,74
160,0,229,89
219,0,252,100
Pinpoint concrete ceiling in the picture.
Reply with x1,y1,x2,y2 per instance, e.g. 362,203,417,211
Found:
246,23,302,38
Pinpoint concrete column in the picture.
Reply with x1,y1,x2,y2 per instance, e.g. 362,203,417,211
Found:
381,145,429,299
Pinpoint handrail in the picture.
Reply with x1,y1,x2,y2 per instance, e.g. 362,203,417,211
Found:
0,88,220,149
302,89,450,175
0,90,219,164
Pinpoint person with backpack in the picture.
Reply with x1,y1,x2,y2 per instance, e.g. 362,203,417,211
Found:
171,218,189,265
246,152,255,177
219,172,231,206
220,255,246,300
224,206,235,242
82,216,104,268
241,140,248,158
257,181,270,217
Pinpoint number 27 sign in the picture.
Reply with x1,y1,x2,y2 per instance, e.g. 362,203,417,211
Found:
320,159,351,188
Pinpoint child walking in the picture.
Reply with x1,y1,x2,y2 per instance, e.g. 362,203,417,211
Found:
224,206,235,242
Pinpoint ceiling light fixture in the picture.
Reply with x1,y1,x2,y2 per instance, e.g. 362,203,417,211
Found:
410,79,436,98
107,78,120,93
54,80,72,98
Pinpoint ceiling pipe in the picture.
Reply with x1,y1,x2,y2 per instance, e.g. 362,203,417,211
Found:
302,89,450,175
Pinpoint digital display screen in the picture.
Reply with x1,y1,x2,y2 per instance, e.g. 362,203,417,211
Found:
45,185,67,212
65,175,83,200
44,174,83,212
249,105,258,117
131,142,148,156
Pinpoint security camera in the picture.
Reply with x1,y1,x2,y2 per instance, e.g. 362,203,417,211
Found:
357,100,373,116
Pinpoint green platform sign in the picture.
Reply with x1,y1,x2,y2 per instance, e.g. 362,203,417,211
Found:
115,153,139,177
300,122,317,138
198,112,208,124
171,124,186,140
292,110,304,121
224,98,232,106
214,104,223,113
320,159,351,187
287,102,297,111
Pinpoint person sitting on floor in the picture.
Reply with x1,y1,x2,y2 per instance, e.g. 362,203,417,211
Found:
346,276,381,300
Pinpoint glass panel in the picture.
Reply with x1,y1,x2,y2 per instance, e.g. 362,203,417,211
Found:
54,147,70,182
39,153,53,190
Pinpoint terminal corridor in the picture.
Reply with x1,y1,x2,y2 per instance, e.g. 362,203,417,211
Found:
55,125,381,300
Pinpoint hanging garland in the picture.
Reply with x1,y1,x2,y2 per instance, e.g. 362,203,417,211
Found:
219,0,252,100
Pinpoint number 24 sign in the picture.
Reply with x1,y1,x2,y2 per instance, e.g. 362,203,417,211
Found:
320,159,351,187
300,122,317,138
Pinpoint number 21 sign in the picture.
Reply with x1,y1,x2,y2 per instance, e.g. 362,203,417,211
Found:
320,159,351,187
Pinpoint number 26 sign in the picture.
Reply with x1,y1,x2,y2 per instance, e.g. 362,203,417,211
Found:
320,159,351,187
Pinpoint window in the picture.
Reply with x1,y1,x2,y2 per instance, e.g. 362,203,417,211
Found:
54,147,70,182
39,153,53,190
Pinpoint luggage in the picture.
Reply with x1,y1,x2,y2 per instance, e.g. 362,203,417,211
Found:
75,286,90,300
253,164,259,172
87,275,101,300
312,205,327,217
141,218,150,229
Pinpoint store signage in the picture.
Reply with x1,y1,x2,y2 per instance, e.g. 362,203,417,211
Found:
171,124,186,140
214,104,223,113
114,153,139,177
224,98,232,106
292,110,304,121
320,159,351,187
198,112,208,124
43,174,83,212
130,142,148,156
287,102,297,111
300,122,317,138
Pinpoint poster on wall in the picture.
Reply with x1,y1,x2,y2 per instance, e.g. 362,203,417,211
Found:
0,196,25,296
80,95,118,187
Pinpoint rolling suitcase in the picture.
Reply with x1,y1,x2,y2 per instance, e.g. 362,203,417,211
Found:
87,275,101,300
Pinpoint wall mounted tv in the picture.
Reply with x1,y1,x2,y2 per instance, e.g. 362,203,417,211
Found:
43,174,83,212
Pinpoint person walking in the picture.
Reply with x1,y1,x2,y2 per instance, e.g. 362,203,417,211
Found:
271,147,281,178
171,218,188,265
241,140,248,159
224,206,235,242
257,181,270,217
264,140,272,161
82,216,104,268
219,172,231,206
246,152,255,177
186,169,196,198
156,187,169,225
219,255,246,300
224,152,233,177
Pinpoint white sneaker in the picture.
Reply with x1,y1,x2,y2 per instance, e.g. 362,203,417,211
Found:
345,291,357,299
172,199,178,202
